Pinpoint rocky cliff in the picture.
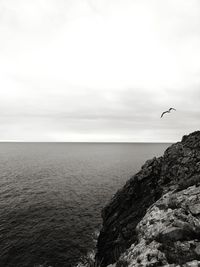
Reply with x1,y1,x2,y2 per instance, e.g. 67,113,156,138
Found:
96,131,200,267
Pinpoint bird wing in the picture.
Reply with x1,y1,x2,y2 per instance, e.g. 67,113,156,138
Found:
161,111,168,118
169,108,176,111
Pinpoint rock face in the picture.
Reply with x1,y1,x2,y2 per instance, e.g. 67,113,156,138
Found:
117,185,200,267
96,131,200,266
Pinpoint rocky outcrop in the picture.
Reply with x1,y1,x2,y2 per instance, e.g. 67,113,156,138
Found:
116,185,200,267
96,131,200,266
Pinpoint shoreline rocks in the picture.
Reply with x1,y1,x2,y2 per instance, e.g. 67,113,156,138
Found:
96,131,200,266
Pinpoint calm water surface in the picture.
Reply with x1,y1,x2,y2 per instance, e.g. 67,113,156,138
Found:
0,143,170,267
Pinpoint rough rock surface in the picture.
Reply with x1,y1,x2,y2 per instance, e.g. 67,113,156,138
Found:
96,131,200,266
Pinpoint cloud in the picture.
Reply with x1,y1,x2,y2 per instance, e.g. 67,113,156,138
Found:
0,0,200,141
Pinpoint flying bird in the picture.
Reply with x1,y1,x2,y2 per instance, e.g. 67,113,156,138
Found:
161,108,176,118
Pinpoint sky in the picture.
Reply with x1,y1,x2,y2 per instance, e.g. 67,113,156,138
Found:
0,0,200,142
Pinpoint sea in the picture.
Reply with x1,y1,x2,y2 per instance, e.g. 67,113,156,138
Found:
0,142,170,267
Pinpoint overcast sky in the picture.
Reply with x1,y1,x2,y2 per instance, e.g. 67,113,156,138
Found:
0,0,200,142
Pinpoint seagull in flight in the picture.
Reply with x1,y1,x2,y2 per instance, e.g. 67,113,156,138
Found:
161,108,176,118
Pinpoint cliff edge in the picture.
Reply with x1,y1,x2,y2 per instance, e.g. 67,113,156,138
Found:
96,131,200,267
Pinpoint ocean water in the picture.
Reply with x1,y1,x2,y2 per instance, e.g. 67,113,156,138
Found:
0,142,170,267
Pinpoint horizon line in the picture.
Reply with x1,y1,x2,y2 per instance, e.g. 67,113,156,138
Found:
0,141,173,144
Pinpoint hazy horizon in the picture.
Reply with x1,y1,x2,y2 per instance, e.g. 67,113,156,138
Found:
0,141,173,143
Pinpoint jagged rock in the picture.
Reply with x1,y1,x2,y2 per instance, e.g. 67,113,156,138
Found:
116,186,200,266
189,204,200,216
96,131,200,266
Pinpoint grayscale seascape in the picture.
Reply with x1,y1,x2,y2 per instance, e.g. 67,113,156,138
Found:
0,0,198,266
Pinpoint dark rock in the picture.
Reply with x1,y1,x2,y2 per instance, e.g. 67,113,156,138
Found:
96,131,200,266
158,227,187,242
195,244,200,256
